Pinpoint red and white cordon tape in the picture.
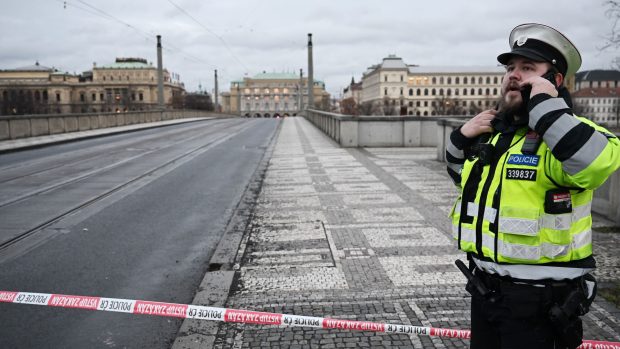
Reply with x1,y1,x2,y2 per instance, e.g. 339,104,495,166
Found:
1,290,619,349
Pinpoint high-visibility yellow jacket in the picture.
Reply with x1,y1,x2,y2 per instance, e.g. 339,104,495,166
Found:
446,94,620,266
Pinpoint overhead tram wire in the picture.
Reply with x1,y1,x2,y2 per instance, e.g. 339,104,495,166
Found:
166,0,250,75
59,0,220,71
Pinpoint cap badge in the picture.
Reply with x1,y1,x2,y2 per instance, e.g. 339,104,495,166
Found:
516,36,528,46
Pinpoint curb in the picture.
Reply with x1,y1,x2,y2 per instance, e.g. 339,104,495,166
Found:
171,120,282,349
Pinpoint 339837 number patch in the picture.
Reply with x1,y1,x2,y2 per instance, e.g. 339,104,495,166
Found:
505,168,537,181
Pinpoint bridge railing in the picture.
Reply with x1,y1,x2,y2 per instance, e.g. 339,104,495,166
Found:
0,109,216,141
305,109,620,225
303,109,468,149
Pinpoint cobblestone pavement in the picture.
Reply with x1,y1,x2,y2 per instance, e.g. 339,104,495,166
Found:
212,117,620,348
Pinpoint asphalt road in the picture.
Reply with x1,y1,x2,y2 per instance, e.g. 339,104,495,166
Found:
0,118,279,348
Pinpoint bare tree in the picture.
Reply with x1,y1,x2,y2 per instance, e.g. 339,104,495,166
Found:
340,97,359,115
185,92,214,111
358,101,374,115
602,1,620,68
571,97,590,118
433,95,464,115
382,96,397,115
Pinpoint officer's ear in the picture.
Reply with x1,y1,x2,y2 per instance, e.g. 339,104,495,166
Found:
553,72,563,88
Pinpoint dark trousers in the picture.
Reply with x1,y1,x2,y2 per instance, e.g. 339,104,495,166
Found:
469,271,583,349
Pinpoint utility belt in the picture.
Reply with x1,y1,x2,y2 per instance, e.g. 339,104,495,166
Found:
455,259,597,349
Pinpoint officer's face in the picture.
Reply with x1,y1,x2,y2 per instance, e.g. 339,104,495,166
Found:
501,57,550,109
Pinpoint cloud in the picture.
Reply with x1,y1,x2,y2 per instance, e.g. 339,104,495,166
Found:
1,0,618,96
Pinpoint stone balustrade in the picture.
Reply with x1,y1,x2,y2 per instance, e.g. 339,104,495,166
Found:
0,109,216,141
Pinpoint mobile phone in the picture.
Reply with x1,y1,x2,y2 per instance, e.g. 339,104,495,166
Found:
520,71,557,103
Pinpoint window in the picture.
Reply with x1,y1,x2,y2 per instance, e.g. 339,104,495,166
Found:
493,88,498,95
384,88,388,96
424,101,428,107
100,93,104,101
408,101,413,107
486,77,491,84
440,77,444,84
494,77,499,84
471,88,475,95
463,88,467,96
416,101,421,107
416,89,421,96
439,88,444,95
80,93,85,102
139,93,144,101
400,75,404,82
464,77,468,84
92,93,96,101
456,77,460,84
478,77,483,84
432,77,437,84
409,89,413,96
56,93,61,102
486,88,490,95
432,89,436,96
478,88,483,95
424,89,428,96
447,77,452,84
400,87,403,95
454,89,459,96
384,75,388,82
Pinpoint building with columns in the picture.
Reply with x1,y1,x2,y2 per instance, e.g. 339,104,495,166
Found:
360,55,506,116
0,58,185,115
221,72,330,117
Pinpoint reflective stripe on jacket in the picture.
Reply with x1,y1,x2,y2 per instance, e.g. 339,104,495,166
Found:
447,94,620,264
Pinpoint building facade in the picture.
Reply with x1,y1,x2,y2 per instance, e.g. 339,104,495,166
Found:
0,58,185,115
572,70,620,128
360,55,506,116
221,72,330,117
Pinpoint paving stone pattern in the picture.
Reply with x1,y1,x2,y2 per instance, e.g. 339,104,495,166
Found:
212,117,620,348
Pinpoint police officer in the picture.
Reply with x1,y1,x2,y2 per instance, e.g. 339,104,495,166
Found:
446,23,620,349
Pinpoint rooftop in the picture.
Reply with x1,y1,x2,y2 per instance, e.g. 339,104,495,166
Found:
408,65,505,74
5,61,55,72
96,57,153,69
572,87,620,98
576,69,620,82
252,72,300,80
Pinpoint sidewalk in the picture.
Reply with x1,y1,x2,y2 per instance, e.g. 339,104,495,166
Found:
178,116,620,349
0,117,211,153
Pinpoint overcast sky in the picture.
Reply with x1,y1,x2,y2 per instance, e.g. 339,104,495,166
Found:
2,0,619,97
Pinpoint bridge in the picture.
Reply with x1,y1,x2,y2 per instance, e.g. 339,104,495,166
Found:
0,113,618,348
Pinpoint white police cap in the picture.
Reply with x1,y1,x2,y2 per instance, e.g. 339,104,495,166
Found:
497,23,582,78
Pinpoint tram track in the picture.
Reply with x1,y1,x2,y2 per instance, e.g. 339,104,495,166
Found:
0,118,260,254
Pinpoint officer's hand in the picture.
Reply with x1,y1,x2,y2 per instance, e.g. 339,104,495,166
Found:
460,109,497,138
520,75,559,98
